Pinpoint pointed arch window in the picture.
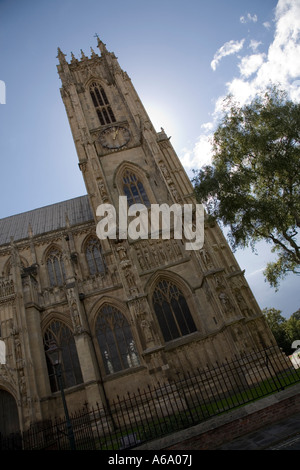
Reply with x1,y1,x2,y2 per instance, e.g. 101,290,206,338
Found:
153,280,197,342
90,82,116,126
122,170,150,207
46,249,66,287
44,321,83,392
86,237,105,275
95,305,140,375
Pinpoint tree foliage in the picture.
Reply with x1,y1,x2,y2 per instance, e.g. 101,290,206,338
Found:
193,87,300,289
262,307,300,355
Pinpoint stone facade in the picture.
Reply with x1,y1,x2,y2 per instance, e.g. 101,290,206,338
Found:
0,38,275,433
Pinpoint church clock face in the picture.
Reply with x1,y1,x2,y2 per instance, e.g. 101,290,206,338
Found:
99,126,130,149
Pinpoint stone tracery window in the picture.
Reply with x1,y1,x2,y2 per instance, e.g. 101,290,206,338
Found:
85,237,105,275
152,280,197,342
44,321,83,392
95,304,140,375
46,249,66,287
90,82,116,126
122,170,150,207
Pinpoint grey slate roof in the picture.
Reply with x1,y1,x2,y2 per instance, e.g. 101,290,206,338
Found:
0,195,94,246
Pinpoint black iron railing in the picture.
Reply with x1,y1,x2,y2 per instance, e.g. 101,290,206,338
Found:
3,345,300,450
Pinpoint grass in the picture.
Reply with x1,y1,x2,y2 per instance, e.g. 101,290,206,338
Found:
93,370,300,450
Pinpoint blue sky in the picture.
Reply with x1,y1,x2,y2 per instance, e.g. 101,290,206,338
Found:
0,0,299,318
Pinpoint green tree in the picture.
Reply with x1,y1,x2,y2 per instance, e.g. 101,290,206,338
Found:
262,307,300,355
284,309,300,351
262,307,290,353
193,87,300,289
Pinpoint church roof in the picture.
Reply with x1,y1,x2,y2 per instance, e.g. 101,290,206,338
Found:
0,195,94,246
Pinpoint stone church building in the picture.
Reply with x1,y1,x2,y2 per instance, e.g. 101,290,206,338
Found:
0,38,275,434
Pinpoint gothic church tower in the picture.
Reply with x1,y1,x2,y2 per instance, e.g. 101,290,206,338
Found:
0,39,276,434
57,38,274,380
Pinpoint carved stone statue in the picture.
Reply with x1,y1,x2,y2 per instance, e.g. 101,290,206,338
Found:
141,319,154,344
126,341,140,368
104,350,114,374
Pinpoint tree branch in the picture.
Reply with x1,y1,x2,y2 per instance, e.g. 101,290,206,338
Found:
254,227,299,262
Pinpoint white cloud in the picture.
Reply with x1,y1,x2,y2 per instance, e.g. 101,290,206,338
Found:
201,121,214,132
181,133,214,171
240,13,258,24
248,267,265,278
239,53,266,78
211,39,245,71
182,0,300,172
254,0,300,91
290,79,300,102
263,21,271,29
249,39,262,52
227,78,256,105
225,0,300,105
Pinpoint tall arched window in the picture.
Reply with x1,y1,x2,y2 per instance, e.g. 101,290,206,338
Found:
90,82,116,126
86,237,105,275
122,170,150,207
44,321,83,392
95,305,140,375
153,280,197,342
46,249,66,287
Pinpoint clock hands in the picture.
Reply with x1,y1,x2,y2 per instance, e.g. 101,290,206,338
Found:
113,127,119,140
99,126,130,149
